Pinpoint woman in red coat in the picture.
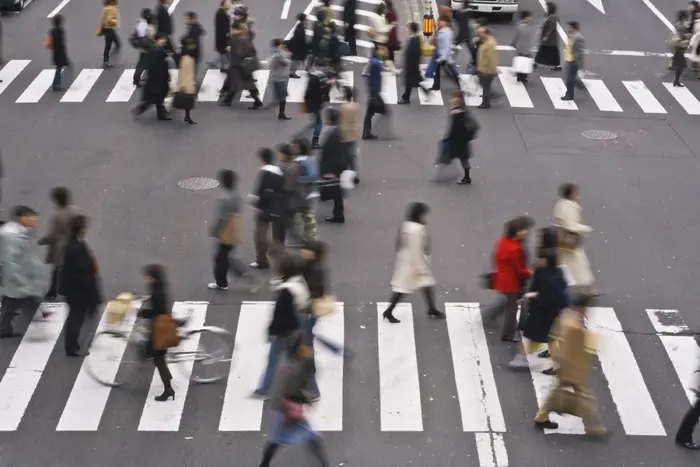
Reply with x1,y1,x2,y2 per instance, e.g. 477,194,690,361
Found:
385,0,401,73
484,218,532,342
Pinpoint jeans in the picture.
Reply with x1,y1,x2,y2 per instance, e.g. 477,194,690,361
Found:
102,28,121,64
483,292,520,340
53,65,68,89
432,61,460,90
256,336,287,395
564,61,579,98
213,243,249,288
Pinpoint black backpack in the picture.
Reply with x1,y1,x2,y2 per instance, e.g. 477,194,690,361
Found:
129,28,143,49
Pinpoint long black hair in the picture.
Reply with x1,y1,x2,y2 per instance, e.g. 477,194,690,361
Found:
143,264,170,314
406,202,430,224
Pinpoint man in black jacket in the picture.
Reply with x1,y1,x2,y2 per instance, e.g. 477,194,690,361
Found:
154,0,173,52
249,148,284,270
342,0,357,56
319,108,346,223
399,23,429,104
303,68,328,149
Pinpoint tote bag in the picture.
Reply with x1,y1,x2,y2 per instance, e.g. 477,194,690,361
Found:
512,56,534,74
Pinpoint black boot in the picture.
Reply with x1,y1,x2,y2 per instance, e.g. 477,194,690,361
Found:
259,442,280,467
155,382,175,401
458,169,471,185
278,100,290,120
312,136,320,149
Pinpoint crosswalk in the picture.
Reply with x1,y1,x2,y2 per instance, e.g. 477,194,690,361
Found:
0,298,697,439
3,59,700,116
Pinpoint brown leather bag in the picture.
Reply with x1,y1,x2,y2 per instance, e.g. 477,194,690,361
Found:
152,314,181,351
218,213,242,246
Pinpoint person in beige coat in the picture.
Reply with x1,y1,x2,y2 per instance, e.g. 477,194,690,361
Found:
553,183,597,295
340,86,360,184
381,202,444,323
174,37,197,124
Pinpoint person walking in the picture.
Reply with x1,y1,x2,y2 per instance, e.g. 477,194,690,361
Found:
213,0,231,72
339,86,360,182
249,148,284,270
60,215,102,357
208,169,260,292
560,21,585,101
434,91,478,184
269,38,292,120
220,20,263,109
132,33,172,121
362,46,388,140
475,26,498,108
675,381,700,449
48,15,71,93
173,37,198,124
429,14,460,92
342,0,358,56
672,11,691,87
38,187,76,302
398,22,429,104
534,2,561,71
0,206,48,339
381,202,444,323
131,8,156,87
154,0,174,52
510,10,534,83
318,108,346,224
99,0,121,68
384,0,402,74
288,13,308,78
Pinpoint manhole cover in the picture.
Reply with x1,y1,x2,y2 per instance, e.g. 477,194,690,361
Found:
581,130,618,141
178,177,219,191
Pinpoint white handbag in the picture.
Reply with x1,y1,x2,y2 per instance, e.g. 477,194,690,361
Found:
512,56,534,74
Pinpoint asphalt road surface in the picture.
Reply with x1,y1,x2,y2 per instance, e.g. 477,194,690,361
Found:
1,0,700,466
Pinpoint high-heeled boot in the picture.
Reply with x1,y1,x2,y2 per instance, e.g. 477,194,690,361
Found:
155,381,175,401
382,309,400,323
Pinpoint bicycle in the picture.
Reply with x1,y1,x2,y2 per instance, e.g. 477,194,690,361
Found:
85,293,234,388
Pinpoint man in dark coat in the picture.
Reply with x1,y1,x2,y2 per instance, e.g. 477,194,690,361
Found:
50,15,70,92
342,0,357,56
132,33,172,120
213,0,231,71
220,20,263,109
454,3,476,60
288,13,308,78
307,10,326,70
398,23,428,104
319,108,347,223
154,0,173,51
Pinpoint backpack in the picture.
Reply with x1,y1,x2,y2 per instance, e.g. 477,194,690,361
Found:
129,27,143,49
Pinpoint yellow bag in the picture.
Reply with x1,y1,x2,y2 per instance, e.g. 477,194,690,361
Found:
311,295,335,318
105,292,134,324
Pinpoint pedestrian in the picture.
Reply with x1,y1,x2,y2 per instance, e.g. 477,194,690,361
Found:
508,248,569,369
561,21,584,101
220,20,263,109
453,2,476,62
534,2,561,71
249,148,284,271
482,217,533,342
137,264,175,401
510,10,534,83
181,11,204,72
213,0,231,72
672,11,690,87
173,37,198,124
0,206,48,339
364,2,391,75
154,0,173,52
253,255,307,399
288,13,308,78
675,379,700,449
475,26,498,108
381,202,444,323
429,14,460,92
385,0,402,74
318,108,346,224
398,22,429,104
257,330,332,467
131,8,156,87
269,38,292,120
553,183,598,296
60,214,102,357
435,91,478,184
302,66,327,148
208,169,261,292
362,46,389,140
99,0,121,68
48,14,71,93
533,293,607,437
339,86,360,181
307,10,327,70
278,143,308,247
38,187,77,302
132,33,172,121
342,0,358,56
291,137,319,243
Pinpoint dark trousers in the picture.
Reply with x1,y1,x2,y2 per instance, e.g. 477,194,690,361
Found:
384,288,437,313
153,349,172,387
516,72,528,82
432,61,460,91
102,28,121,64
0,296,40,336
677,397,700,443
362,93,387,135
53,65,67,90
213,243,249,288
483,292,520,340
329,190,344,220
254,215,286,267
478,73,495,106
46,266,61,299
673,48,686,85
134,52,148,85
345,24,357,56
135,100,168,118
564,61,579,98
65,302,93,354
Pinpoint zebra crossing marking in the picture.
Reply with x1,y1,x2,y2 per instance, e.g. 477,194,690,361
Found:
377,302,422,431
380,72,398,105
646,309,700,404
287,70,310,104
106,69,138,102
241,70,270,103
0,60,30,96
61,69,103,103
497,67,534,108
198,70,226,102
330,71,353,104
662,83,700,115
540,77,578,110
138,302,208,431
623,80,666,114
588,307,666,436
581,79,623,112
475,432,509,467
16,69,54,103
417,79,444,106
445,303,506,433
0,303,68,431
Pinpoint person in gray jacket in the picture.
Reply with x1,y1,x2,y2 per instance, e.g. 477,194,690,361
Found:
0,206,49,338
207,169,261,292
511,10,534,83
268,38,292,120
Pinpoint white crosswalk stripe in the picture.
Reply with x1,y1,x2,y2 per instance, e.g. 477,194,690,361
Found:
4,60,700,115
0,298,697,439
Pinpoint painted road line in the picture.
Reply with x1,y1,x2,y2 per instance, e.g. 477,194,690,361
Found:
106,70,138,102
582,79,623,112
497,67,534,108
377,302,422,431
198,70,226,102
57,301,139,431
48,0,72,18
540,77,578,110
285,0,322,41
61,69,103,102
662,83,700,115
0,303,68,431
588,307,666,436
0,60,30,96
219,302,271,431
417,79,444,106
281,0,292,18
306,303,344,431
623,80,666,114
167,0,181,14
241,70,270,103
646,309,700,404
380,72,398,105
330,71,353,104
168,69,179,92
16,70,55,103
286,71,308,103
138,302,208,431
475,432,509,467
460,74,483,107
446,303,506,432
308,15,372,32
641,0,674,31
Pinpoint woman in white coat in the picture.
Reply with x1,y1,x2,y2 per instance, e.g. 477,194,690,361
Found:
381,202,444,323
553,183,598,295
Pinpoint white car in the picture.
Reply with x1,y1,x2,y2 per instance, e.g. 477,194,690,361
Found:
451,0,518,20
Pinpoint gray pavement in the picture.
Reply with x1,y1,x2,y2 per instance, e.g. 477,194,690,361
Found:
1,1,700,467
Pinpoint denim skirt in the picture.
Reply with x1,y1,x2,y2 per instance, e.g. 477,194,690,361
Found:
268,410,317,445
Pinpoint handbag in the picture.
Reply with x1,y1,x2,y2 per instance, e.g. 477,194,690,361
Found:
512,55,534,74
172,91,195,110
152,314,181,351
96,25,104,37
311,295,335,318
43,35,53,50
556,226,582,251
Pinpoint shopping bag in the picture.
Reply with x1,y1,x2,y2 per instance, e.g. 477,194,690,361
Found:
512,56,534,74
311,295,336,318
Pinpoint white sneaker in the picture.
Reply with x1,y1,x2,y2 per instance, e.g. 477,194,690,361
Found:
508,354,529,369
207,283,229,291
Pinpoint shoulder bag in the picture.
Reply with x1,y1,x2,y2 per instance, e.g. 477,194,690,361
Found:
152,314,181,351
311,295,335,318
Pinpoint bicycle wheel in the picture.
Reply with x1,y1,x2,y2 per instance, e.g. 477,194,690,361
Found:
178,326,234,384
85,330,143,387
